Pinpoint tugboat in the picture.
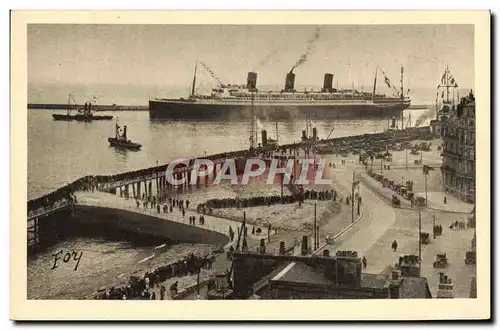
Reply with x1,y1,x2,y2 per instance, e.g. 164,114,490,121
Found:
108,122,142,150
52,94,113,121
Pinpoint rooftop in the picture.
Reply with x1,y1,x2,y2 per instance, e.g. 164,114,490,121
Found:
270,261,431,298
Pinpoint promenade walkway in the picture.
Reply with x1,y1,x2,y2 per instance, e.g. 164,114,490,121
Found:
359,172,474,214
413,191,474,214
74,191,271,243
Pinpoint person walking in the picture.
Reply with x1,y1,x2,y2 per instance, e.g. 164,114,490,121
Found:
160,285,166,300
391,240,398,252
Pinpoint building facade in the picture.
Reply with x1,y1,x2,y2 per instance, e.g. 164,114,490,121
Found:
440,91,476,203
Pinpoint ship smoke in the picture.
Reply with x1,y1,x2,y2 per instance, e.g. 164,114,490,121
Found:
253,49,279,72
290,27,321,73
415,107,436,126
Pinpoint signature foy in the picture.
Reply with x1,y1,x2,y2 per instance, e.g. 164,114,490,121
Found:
51,250,83,271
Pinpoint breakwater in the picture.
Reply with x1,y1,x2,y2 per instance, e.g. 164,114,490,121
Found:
27,126,431,213
28,103,148,111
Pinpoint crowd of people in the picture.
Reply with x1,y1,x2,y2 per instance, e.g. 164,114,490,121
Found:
199,189,337,211
449,220,467,230
27,176,96,213
92,252,216,300
135,195,190,212
132,194,212,226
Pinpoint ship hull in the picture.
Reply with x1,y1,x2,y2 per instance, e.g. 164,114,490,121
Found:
53,114,114,121
108,138,142,150
149,100,409,121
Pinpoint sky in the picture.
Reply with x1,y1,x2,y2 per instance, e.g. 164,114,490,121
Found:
28,24,474,95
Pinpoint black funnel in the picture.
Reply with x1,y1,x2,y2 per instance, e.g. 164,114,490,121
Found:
247,72,257,91
285,72,296,92
323,73,333,92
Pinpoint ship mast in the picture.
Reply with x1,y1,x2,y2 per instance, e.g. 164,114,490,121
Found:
275,122,279,144
372,67,378,100
250,89,256,149
191,61,198,97
400,66,404,130
67,94,71,116
400,66,404,100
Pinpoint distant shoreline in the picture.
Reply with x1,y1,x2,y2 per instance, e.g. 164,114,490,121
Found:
28,103,433,111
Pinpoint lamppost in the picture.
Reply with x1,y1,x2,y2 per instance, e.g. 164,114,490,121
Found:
433,214,436,239
357,182,361,216
405,147,408,171
418,209,422,267
351,171,360,223
423,165,432,207
197,266,201,299
314,202,317,250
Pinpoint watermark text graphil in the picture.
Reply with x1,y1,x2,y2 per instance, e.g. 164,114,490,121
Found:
165,157,332,186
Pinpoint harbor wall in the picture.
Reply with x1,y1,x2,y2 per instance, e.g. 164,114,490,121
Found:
28,103,148,111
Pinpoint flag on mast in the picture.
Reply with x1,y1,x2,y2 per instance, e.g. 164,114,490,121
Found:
384,76,391,88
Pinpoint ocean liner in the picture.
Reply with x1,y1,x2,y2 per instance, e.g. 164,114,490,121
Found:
149,62,411,121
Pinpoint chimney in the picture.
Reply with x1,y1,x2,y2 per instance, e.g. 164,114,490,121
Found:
279,241,286,255
312,127,317,141
259,238,266,254
301,235,308,256
323,73,333,92
123,125,127,139
335,250,362,287
261,130,267,146
399,254,421,278
437,274,454,298
285,72,296,92
247,72,257,91
470,278,477,298
302,130,307,140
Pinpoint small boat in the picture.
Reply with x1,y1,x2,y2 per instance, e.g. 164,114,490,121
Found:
108,122,142,150
53,113,114,121
52,94,113,121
